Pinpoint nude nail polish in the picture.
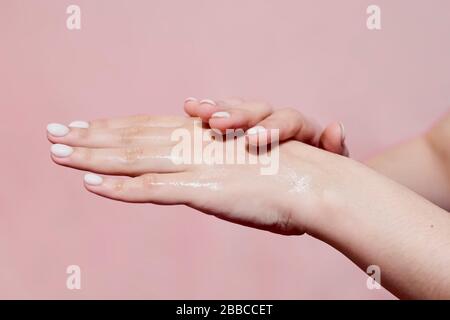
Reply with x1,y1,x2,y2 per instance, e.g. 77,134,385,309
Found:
184,97,198,103
211,111,230,118
47,123,69,137
51,144,73,157
339,122,346,145
69,120,89,128
200,99,217,106
84,173,103,186
246,126,267,135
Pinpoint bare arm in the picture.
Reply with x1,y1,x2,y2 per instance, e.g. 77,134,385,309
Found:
309,158,450,299
184,98,450,210
367,113,450,211
48,115,450,299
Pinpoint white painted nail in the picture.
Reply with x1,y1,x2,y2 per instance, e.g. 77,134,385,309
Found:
339,122,346,144
246,126,267,135
199,99,216,105
51,144,74,157
184,97,198,103
84,173,103,186
47,123,69,137
211,111,230,118
69,120,89,129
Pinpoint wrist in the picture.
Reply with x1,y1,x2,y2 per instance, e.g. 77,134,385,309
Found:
298,157,374,241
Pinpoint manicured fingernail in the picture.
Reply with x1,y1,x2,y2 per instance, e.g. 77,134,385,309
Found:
211,111,230,118
184,97,198,103
246,126,267,135
84,173,103,186
47,123,69,137
51,144,73,157
199,99,216,106
339,122,346,145
69,120,89,128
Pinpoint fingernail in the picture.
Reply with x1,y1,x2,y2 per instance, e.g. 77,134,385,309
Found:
199,99,216,106
84,173,103,186
246,126,267,135
184,97,198,103
338,122,346,145
211,111,230,118
69,120,89,128
51,144,73,157
47,123,69,137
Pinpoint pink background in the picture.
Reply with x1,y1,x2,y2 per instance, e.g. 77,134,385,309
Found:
1,0,449,299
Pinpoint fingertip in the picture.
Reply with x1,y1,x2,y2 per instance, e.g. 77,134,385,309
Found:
50,153,69,166
83,173,109,198
47,132,57,143
184,97,199,116
208,110,249,132
338,122,346,143
320,122,346,155
84,172,104,186
185,97,198,103
208,116,234,133
337,122,350,157
195,99,220,122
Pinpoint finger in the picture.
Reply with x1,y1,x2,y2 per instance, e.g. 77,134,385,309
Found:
69,115,188,129
47,125,177,148
246,108,321,146
319,122,349,156
184,97,219,120
83,172,213,205
183,97,244,118
50,144,187,176
207,101,273,132
184,97,200,117
184,97,270,129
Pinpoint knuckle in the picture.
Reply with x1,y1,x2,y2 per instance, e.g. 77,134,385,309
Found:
75,128,90,140
119,126,144,144
140,174,157,190
113,180,125,193
80,147,93,162
121,146,145,164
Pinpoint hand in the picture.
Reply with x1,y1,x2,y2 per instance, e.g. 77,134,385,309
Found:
184,97,349,156
47,114,351,235
47,113,450,298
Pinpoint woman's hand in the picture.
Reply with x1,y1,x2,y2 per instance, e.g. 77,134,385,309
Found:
47,112,450,298
184,97,349,156
47,114,350,235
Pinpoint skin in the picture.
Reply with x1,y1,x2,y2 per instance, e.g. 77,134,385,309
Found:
47,100,450,299
367,114,450,211
187,97,450,210
184,97,349,156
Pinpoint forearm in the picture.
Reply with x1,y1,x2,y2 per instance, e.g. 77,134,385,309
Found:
306,160,450,299
366,113,450,210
